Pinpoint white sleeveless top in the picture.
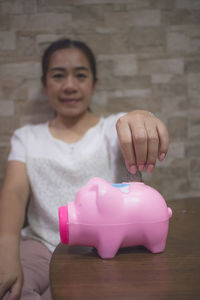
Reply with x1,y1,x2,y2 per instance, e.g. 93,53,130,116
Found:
8,113,134,252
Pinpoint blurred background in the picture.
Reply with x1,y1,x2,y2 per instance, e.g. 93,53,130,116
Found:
0,0,200,200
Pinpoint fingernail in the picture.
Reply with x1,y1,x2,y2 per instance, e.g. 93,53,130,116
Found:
129,165,137,174
159,153,166,161
146,164,155,174
138,164,144,171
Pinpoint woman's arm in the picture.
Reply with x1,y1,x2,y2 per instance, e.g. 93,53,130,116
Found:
0,161,30,300
116,110,169,174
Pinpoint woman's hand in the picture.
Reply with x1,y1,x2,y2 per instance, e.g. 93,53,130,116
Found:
0,245,23,300
116,110,169,174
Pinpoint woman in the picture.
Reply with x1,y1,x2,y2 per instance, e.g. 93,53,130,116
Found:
0,38,168,300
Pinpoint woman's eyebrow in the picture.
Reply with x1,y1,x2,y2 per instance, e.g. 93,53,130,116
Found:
49,67,65,72
75,66,89,72
49,66,90,72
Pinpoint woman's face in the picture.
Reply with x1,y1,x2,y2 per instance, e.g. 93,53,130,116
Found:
43,47,96,119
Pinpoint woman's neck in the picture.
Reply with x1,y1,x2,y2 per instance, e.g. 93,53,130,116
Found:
53,111,98,129
49,111,100,143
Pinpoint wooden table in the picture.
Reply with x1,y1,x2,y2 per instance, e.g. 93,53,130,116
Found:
50,198,200,300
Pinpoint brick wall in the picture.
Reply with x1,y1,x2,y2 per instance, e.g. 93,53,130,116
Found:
0,0,200,200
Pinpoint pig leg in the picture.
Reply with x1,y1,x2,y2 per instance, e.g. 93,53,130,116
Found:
97,244,119,259
146,239,166,253
96,229,122,259
143,222,169,253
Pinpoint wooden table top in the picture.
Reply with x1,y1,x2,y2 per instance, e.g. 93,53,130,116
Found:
50,198,200,300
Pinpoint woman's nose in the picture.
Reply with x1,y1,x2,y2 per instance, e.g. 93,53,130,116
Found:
62,76,77,92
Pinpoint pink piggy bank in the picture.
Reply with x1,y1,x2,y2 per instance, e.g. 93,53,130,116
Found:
59,177,172,259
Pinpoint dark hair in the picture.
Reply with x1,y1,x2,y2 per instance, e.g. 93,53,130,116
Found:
41,38,97,85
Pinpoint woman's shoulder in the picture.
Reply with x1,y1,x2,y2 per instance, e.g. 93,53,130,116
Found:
13,122,48,136
10,122,49,146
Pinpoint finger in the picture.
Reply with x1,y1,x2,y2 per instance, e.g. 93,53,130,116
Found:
116,118,137,173
144,119,159,173
156,120,169,161
0,280,12,299
130,117,147,170
7,279,22,300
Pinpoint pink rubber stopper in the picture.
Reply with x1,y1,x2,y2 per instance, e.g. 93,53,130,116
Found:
59,206,69,244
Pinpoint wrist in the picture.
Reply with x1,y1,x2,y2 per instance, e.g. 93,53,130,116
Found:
131,110,155,117
0,234,20,251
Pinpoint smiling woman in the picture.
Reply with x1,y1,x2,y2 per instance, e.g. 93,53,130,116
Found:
41,39,97,86
44,47,99,142
41,39,99,141
0,38,168,300
44,48,96,122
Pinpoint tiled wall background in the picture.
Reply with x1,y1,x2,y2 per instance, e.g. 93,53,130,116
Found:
0,0,200,200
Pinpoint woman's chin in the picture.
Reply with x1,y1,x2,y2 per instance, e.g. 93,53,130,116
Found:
57,108,89,119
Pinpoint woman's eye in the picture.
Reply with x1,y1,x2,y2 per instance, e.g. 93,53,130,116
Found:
77,73,87,79
53,73,64,79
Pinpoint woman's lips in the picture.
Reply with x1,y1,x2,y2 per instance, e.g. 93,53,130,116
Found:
59,98,80,104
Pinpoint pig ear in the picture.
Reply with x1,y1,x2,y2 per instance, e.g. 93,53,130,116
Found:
77,178,106,196
88,178,109,195
93,181,123,214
